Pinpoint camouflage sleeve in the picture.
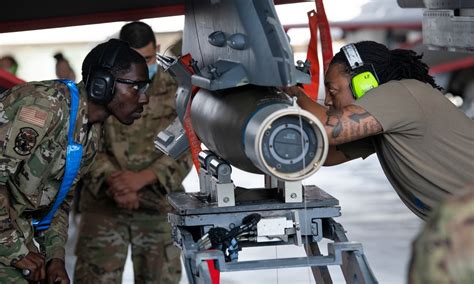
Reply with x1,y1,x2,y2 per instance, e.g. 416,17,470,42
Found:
0,102,56,184
0,86,62,265
82,150,120,197
41,189,74,262
149,152,193,194
409,189,474,284
0,185,29,266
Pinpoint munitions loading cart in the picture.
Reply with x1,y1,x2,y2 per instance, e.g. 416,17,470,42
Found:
167,152,377,284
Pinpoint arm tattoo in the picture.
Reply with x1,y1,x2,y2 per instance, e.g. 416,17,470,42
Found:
363,123,369,135
324,105,382,144
325,109,344,138
348,112,371,123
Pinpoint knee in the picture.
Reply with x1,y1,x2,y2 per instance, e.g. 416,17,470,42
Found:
74,257,124,284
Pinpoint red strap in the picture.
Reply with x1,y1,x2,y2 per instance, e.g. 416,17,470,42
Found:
179,54,202,172
302,0,332,102
302,10,320,102
0,68,25,89
206,259,221,284
316,0,333,72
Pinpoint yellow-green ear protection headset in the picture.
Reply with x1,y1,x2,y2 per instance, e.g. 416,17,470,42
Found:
341,44,379,99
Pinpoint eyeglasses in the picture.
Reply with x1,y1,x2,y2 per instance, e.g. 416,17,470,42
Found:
116,78,151,94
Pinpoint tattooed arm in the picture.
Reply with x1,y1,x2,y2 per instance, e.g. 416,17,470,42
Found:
291,88,382,145
306,103,381,165
324,105,382,145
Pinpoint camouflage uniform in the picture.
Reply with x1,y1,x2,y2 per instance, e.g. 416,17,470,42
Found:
409,188,474,284
0,81,100,282
74,68,192,284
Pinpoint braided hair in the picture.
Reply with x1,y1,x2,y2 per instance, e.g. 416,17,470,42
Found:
331,41,442,90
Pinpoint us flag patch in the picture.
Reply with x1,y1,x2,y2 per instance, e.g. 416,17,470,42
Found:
18,106,48,128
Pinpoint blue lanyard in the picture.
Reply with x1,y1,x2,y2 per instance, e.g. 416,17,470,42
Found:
32,80,84,232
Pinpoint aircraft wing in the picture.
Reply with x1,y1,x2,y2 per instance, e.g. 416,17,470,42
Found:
0,0,307,33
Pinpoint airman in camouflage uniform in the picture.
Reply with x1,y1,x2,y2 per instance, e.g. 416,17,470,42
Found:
0,39,149,283
0,81,100,283
409,188,474,284
74,66,192,284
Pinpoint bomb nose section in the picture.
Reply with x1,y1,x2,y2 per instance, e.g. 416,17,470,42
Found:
244,103,328,181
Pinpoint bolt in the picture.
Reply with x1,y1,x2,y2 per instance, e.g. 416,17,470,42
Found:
291,193,297,199
207,64,220,79
223,197,230,203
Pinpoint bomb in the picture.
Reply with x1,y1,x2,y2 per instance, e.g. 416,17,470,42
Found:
190,85,328,181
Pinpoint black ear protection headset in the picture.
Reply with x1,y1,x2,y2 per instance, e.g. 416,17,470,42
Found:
341,44,379,100
86,39,130,104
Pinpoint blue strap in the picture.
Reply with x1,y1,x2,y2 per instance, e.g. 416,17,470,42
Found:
32,80,84,232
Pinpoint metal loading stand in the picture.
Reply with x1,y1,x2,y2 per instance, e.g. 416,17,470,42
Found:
167,153,378,284
155,1,378,283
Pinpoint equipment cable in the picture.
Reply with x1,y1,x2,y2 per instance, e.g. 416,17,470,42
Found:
296,99,313,283
190,0,205,67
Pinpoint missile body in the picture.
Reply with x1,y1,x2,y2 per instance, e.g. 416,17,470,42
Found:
191,85,328,180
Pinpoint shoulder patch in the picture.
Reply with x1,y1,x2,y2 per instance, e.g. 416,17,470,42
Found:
18,106,48,128
13,127,38,156
3,105,52,160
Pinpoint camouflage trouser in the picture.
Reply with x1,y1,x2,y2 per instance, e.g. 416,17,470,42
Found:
74,212,181,284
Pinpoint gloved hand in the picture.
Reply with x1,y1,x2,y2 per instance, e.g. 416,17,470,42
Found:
11,251,45,282
46,258,70,284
